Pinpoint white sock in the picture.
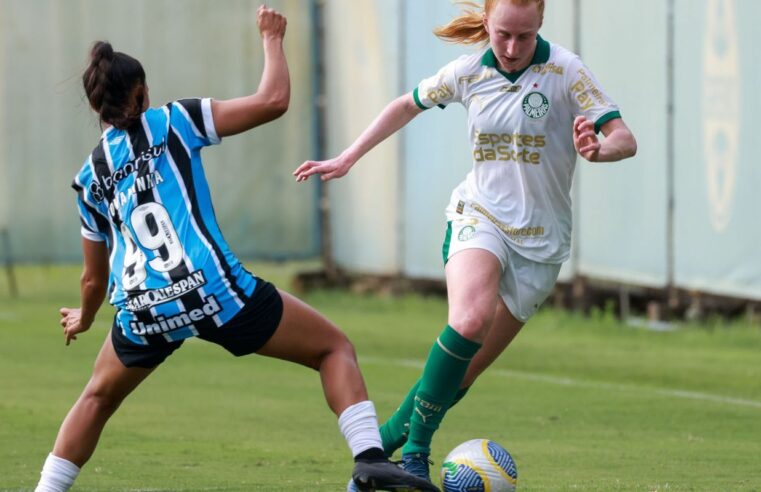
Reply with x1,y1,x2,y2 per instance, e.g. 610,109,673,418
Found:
35,453,80,492
338,400,383,458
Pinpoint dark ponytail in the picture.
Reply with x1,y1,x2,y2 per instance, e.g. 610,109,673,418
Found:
83,41,147,129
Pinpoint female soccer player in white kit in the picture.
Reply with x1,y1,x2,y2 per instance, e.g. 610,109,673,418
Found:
295,0,637,485
34,6,437,492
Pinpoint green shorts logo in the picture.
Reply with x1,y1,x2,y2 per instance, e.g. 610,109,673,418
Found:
458,225,476,241
522,91,549,118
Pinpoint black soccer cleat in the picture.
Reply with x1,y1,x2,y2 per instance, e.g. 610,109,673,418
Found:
351,459,440,491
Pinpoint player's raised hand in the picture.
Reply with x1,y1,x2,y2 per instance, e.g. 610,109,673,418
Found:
59,307,91,345
573,115,601,162
294,154,355,182
257,5,287,40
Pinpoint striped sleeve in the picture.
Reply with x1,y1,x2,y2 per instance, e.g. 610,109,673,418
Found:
73,184,109,242
71,164,110,242
171,98,221,149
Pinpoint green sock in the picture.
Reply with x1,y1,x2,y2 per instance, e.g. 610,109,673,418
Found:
402,325,481,456
380,380,420,456
380,381,470,456
451,385,471,407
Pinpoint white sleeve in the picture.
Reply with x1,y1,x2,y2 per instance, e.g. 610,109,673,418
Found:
413,58,462,110
201,97,221,145
81,227,106,242
566,57,621,133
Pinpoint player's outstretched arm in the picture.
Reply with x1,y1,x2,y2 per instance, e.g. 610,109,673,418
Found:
294,93,423,182
212,5,289,137
60,238,109,345
573,116,637,163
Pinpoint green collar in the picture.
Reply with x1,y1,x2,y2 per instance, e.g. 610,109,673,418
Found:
481,35,550,83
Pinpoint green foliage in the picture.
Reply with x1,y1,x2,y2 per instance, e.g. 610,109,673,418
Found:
1,264,760,491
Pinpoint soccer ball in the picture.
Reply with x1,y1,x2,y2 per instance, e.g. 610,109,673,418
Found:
440,439,518,492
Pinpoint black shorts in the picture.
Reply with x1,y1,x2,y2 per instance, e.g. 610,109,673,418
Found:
111,277,284,368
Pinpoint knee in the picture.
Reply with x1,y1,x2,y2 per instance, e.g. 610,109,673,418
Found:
308,331,357,371
449,308,493,341
335,334,358,364
80,383,124,417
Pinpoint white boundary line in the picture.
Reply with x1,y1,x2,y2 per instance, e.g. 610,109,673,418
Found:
360,356,761,410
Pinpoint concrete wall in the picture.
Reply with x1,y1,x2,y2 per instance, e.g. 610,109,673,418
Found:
0,0,318,262
323,0,761,301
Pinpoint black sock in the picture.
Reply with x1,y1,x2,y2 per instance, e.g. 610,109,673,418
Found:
355,447,386,462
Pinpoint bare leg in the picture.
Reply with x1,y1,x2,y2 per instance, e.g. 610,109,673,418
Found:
52,333,154,467
255,290,368,416
461,299,524,388
446,249,503,342
255,291,440,490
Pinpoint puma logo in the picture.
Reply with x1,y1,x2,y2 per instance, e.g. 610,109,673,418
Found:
415,408,433,423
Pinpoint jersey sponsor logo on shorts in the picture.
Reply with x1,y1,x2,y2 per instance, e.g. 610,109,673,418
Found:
128,293,221,335
89,141,167,202
522,91,550,119
472,202,545,240
454,217,478,226
124,270,207,311
458,225,476,241
504,226,545,238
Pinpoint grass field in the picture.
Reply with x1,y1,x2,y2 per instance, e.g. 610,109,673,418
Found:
1,263,760,491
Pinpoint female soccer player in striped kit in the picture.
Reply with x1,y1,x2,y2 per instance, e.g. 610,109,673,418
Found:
295,0,637,486
35,6,437,492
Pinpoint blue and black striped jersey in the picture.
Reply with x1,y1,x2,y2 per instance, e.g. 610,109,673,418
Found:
73,98,257,345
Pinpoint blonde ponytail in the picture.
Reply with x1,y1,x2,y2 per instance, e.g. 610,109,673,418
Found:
433,2,488,45
433,0,545,45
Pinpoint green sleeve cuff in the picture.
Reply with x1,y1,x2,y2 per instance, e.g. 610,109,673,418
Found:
594,110,621,134
412,87,429,111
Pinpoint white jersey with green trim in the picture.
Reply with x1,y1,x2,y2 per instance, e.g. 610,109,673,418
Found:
414,36,621,263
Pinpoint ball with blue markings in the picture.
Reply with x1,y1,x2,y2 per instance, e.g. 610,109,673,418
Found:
440,439,518,492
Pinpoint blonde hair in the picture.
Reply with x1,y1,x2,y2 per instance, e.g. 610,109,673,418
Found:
433,0,545,45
